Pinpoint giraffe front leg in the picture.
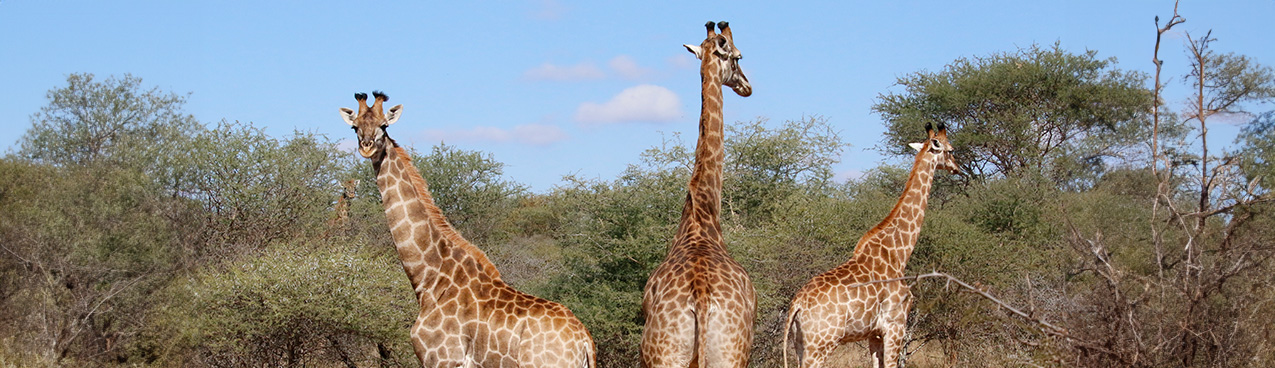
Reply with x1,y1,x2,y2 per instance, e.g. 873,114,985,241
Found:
876,289,911,368
878,327,907,368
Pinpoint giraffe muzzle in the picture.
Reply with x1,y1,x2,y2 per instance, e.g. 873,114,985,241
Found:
359,140,377,158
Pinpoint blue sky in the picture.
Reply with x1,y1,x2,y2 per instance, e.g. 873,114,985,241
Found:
2,1,1272,192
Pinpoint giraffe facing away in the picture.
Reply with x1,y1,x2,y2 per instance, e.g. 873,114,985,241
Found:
641,21,755,368
340,92,595,367
782,122,960,368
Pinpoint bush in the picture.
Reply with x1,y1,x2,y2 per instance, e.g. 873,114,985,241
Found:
142,242,417,367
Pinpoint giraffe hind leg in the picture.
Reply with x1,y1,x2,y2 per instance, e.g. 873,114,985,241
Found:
868,335,886,368
790,316,804,367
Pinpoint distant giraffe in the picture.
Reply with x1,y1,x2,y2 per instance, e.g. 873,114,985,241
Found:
641,21,755,368
322,179,359,238
340,91,594,367
782,123,960,368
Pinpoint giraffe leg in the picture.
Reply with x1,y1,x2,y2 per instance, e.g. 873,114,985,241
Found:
793,302,850,368
877,289,911,368
799,341,835,368
868,335,885,368
641,306,696,368
879,327,906,368
796,320,840,368
701,304,754,368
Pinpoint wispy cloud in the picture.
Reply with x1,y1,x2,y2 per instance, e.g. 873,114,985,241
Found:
523,62,605,81
609,55,655,80
526,55,665,82
529,0,566,21
668,54,697,70
421,124,569,146
575,84,682,124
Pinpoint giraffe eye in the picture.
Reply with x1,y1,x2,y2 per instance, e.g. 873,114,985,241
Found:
931,139,940,148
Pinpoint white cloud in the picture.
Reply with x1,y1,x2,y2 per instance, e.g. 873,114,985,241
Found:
512,124,570,145
668,54,698,70
609,55,654,80
421,124,568,146
574,85,682,124
523,62,605,81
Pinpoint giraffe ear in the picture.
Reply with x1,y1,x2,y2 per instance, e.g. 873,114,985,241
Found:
384,104,404,125
339,108,357,126
684,44,704,59
908,142,925,152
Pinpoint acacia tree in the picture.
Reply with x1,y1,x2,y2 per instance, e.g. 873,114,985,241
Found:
873,44,1154,185
19,73,199,168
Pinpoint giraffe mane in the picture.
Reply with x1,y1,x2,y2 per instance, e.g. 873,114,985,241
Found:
856,150,934,250
391,146,503,280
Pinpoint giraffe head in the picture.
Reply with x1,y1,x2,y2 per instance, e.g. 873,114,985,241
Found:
684,21,752,97
339,91,403,158
909,122,961,174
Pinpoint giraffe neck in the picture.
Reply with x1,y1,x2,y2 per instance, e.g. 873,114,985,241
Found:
674,57,726,244
852,153,939,273
373,141,502,301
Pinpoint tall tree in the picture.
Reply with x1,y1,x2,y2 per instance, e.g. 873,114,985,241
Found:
873,44,1153,185
19,73,199,168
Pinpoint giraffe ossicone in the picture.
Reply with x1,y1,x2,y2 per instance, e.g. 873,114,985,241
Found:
640,21,755,368
782,123,959,368
342,91,595,367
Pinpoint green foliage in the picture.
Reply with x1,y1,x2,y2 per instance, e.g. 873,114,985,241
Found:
19,73,200,168
1238,111,1275,194
1185,46,1275,117
0,158,184,364
144,242,416,367
174,122,349,252
873,43,1154,185
725,116,846,221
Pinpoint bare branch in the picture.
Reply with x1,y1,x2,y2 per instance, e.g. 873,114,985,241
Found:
840,272,1069,337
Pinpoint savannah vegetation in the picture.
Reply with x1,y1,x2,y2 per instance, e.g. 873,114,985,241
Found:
2,5,1274,367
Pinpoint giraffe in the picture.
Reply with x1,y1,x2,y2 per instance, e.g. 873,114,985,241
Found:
782,122,960,368
322,179,359,238
641,21,755,368
340,91,595,367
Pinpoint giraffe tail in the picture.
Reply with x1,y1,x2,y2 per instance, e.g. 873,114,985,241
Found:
583,334,596,368
782,303,802,368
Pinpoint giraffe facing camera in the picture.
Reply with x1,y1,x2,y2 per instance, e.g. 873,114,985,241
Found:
339,92,596,367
